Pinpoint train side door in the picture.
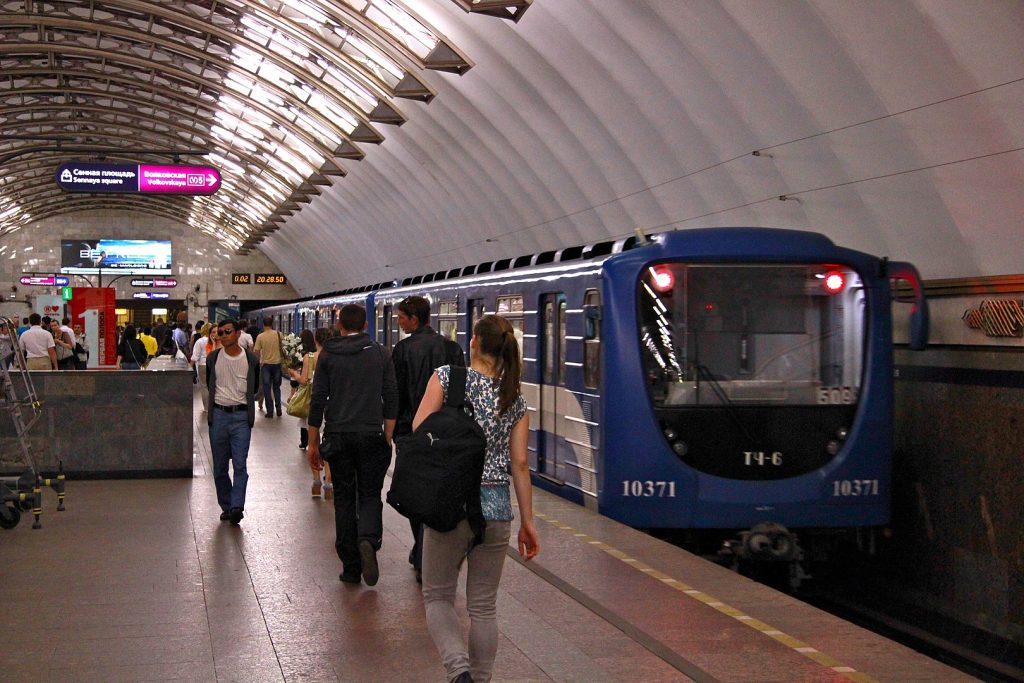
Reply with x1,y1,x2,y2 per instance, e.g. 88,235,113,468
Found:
467,298,485,361
538,293,567,482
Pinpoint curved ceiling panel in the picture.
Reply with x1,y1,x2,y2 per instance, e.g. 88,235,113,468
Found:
265,0,1024,294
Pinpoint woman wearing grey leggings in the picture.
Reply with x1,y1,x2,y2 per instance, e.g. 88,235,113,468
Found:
413,314,540,683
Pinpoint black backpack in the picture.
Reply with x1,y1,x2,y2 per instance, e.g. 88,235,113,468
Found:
387,366,487,537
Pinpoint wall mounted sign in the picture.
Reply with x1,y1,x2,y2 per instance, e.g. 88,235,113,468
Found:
232,273,251,285
56,162,221,195
131,278,177,288
962,299,1024,337
20,275,69,286
132,292,170,300
255,273,287,285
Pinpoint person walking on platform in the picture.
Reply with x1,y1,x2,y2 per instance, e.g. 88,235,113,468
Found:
139,326,158,362
253,316,285,418
307,304,398,586
392,295,466,583
206,319,261,526
20,314,56,371
415,314,539,683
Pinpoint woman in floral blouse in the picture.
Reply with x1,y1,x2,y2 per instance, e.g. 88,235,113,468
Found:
413,314,539,683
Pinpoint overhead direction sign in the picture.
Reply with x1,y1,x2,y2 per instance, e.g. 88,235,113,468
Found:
131,278,177,288
56,162,221,195
20,275,69,286
132,292,170,300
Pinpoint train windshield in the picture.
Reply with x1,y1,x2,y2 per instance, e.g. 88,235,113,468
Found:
639,264,865,407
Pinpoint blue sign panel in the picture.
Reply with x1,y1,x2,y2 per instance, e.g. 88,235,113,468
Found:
132,292,170,300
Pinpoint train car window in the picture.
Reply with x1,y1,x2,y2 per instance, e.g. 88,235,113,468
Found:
543,300,554,384
437,300,459,343
638,263,865,407
583,289,601,389
496,295,523,314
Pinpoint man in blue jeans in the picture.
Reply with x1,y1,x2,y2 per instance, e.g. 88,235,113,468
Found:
307,304,398,586
206,319,261,525
252,316,284,417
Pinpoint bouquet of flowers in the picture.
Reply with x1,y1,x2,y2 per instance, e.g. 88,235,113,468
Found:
280,332,305,369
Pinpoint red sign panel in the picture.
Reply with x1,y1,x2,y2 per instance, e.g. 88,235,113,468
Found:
69,287,117,368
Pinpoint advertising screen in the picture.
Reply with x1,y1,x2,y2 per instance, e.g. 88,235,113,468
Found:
61,239,172,275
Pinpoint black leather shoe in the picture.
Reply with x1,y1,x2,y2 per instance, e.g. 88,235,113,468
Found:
451,672,473,683
339,571,361,584
219,511,230,521
264,412,273,418
358,539,379,586
276,410,283,417
229,507,244,525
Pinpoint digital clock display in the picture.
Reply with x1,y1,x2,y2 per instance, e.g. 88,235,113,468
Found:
232,273,251,284
255,273,287,285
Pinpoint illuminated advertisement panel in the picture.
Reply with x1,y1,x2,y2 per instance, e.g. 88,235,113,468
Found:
61,239,172,275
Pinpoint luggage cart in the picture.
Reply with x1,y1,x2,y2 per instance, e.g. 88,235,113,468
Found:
0,317,65,530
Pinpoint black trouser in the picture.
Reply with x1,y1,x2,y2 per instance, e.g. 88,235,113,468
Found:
320,430,391,574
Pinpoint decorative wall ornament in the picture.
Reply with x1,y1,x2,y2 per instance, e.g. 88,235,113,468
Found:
961,299,1024,337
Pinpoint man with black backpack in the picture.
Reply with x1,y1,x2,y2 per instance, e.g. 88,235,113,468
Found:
392,295,466,583
307,304,398,587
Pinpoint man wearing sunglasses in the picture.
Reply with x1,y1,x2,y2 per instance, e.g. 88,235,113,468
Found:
206,319,261,526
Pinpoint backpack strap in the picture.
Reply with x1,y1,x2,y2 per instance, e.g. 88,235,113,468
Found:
446,365,468,410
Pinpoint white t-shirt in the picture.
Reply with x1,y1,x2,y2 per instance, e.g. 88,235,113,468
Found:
20,326,55,358
192,337,209,365
238,331,254,351
214,349,249,406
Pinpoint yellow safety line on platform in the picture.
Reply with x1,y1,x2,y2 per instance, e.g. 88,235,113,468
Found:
533,511,877,683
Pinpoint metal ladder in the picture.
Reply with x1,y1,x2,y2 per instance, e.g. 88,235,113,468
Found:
0,316,65,529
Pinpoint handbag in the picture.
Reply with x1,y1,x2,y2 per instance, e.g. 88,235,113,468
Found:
286,381,311,418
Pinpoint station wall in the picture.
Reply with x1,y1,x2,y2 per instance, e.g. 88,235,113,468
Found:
0,211,297,310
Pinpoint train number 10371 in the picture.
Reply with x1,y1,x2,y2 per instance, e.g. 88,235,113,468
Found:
832,479,879,496
621,480,677,497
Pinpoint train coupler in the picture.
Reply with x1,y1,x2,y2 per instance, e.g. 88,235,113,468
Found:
720,522,809,590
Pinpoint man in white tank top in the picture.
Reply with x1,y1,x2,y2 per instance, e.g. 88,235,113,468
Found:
206,319,261,526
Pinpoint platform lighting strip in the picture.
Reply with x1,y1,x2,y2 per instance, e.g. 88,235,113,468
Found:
531,511,878,683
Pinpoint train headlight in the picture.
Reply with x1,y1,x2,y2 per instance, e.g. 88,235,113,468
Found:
836,427,848,440
672,441,688,456
663,427,678,440
823,270,845,294
649,266,674,292
826,440,841,455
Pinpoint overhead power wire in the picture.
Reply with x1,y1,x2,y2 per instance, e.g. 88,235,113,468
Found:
339,75,1024,281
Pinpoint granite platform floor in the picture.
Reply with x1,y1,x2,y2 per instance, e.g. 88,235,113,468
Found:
0,387,973,682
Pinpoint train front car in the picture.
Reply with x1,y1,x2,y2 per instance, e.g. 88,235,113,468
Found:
600,228,927,570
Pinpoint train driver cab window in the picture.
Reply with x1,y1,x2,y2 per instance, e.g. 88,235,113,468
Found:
437,300,459,343
583,289,601,388
638,263,865,407
496,295,524,360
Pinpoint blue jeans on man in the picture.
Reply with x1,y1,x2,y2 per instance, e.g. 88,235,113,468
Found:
210,408,251,512
261,363,282,416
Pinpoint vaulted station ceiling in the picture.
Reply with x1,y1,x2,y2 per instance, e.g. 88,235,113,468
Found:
2,1,1022,296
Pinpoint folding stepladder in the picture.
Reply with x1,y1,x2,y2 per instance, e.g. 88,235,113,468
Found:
0,316,65,530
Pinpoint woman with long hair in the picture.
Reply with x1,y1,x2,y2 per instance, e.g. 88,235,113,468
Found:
290,328,334,499
413,314,539,683
116,325,147,370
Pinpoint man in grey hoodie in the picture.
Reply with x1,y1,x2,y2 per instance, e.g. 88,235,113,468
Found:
308,304,398,586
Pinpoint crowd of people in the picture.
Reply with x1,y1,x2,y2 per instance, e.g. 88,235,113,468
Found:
6,301,538,682
205,299,538,683
3,313,89,371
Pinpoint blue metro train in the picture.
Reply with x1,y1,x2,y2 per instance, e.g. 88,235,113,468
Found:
250,228,928,564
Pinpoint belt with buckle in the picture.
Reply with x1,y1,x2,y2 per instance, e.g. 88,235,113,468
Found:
214,404,247,413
